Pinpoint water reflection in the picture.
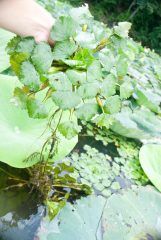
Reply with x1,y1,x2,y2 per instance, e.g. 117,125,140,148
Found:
0,164,45,240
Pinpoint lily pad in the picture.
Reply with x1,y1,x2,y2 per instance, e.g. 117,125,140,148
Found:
0,29,14,73
37,196,106,240
139,144,161,192
0,74,77,168
101,186,161,240
37,186,161,240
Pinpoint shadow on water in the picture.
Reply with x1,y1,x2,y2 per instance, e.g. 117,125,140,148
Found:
0,163,45,240
76,135,119,158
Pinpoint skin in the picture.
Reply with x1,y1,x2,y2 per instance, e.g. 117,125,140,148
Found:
0,0,55,45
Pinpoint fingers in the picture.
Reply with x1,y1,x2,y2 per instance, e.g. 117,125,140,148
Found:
0,0,55,46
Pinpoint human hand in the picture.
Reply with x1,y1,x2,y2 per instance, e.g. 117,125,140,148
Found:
0,0,55,45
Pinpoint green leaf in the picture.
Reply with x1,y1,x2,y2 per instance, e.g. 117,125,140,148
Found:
0,74,78,168
27,98,48,119
111,107,161,139
99,52,115,72
134,87,161,113
74,48,94,67
0,29,14,73
87,60,102,82
52,91,81,110
139,144,161,192
114,22,132,38
120,78,134,99
101,74,117,97
20,61,41,92
66,69,86,85
51,16,77,41
13,87,27,109
52,129,78,162
49,72,72,91
62,59,85,68
101,186,161,240
75,31,96,49
15,37,35,54
7,35,21,54
69,5,92,24
53,40,77,60
111,111,147,139
0,75,49,167
7,36,35,55
76,103,99,121
58,121,81,139
7,37,36,76
93,113,113,128
10,52,30,76
131,108,161,137
37,196,106,240
116,57,128,78
104,95,121,114
77,82,100,99
38,187,161,240
31,42,53,74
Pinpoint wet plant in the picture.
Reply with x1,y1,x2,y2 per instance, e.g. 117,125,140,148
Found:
1,0,161,224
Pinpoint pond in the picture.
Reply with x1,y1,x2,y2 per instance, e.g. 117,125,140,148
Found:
0,135,151,240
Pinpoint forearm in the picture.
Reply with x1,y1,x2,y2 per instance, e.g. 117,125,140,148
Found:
0,0,55,43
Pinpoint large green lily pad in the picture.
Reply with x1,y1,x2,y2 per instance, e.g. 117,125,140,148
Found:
37,186,161,240
101,186,161,240
0,29,14,73
37,195,106,240
0,74,77,168
139,144,161,192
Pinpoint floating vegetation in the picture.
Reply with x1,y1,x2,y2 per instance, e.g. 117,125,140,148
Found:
37,186,161,240
64,140,148,198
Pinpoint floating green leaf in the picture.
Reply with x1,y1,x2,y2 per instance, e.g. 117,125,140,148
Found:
0,75,49,167
0,74,77,168
139,144,161,192
134,87,161,113
0,29,14,73
101,186,161,240
37,196,106,240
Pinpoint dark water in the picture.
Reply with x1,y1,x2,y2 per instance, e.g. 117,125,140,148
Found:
0,163,45,240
